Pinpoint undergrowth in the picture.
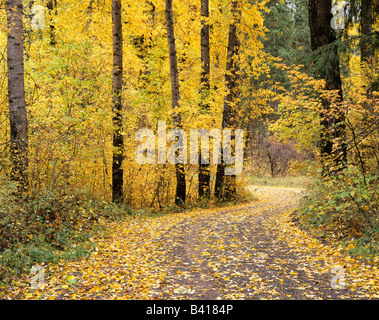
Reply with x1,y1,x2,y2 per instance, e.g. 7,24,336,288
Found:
0,180,132,285
0,177,254,287
298,166,379,264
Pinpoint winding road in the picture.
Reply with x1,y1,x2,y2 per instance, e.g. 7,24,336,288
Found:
152,186,377,299
5,186,378,300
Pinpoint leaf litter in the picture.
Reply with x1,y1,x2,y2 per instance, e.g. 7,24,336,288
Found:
3,186,379,299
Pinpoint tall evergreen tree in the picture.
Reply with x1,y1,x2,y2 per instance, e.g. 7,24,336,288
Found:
308,0,347,171
262,0,311,66
360,0,379,94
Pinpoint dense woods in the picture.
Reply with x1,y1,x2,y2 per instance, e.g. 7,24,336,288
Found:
0,0,378,297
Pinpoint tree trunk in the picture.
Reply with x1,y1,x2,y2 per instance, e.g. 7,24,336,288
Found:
112,0,124,203
199,0,211,199
360,0,378,95
46,0,57,46
214,0,241,200
360,0,373,63
308,0,346,172
6,0,29,191
165,0,186,205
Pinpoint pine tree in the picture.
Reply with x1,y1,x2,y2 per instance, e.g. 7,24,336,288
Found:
308,0,347,171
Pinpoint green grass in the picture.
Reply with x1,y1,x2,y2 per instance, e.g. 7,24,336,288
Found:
250,175,313,188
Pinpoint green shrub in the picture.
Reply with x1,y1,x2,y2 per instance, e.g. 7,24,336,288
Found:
299,166,379,262
0,179,132,284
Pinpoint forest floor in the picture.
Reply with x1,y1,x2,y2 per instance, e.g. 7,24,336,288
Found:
4,186,379,299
